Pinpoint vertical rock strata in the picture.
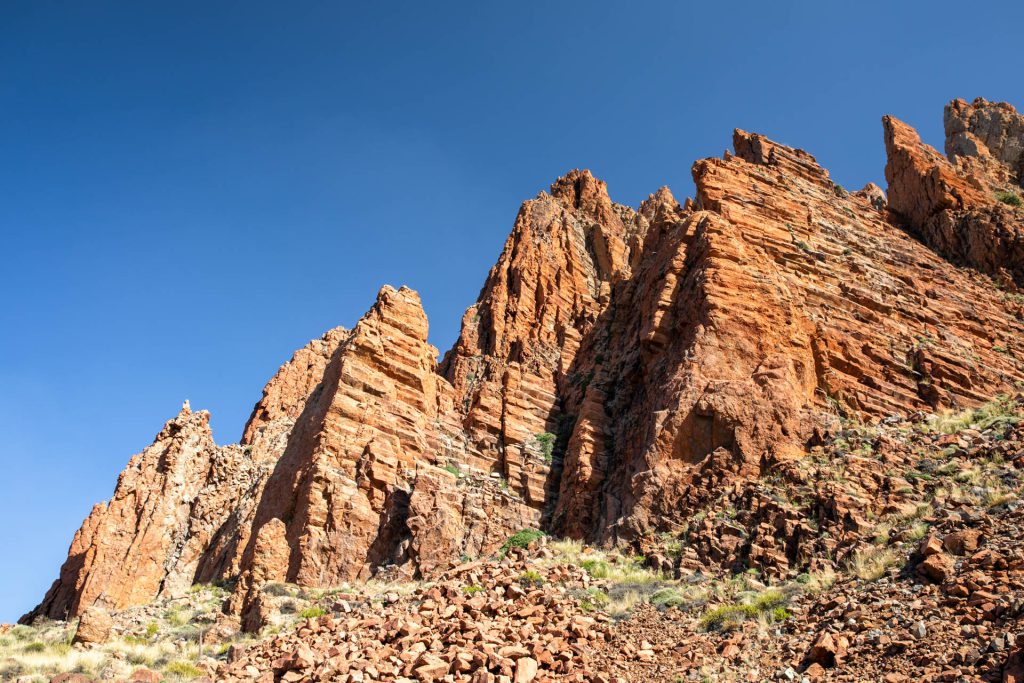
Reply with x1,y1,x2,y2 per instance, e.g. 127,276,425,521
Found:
27,98,1024,626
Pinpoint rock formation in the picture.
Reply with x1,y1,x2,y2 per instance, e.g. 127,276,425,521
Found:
884,98,1024,287
26,97,1024,634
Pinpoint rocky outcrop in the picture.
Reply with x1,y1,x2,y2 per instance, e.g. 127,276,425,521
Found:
440,170,646,508
945,97,1024,187
241,326,350,445
28,98,1024,631
884,99,1024,286
27,404,228,619
551,127,1024,543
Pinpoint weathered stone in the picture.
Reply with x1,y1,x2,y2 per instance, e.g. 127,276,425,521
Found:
71,606,112,645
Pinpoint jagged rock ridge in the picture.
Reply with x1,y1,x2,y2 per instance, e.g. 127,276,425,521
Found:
25,97,1024,630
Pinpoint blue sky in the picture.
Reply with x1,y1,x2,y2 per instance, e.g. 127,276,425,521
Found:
1,1,1021,622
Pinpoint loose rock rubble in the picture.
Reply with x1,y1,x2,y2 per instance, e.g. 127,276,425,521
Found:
218,550,616,683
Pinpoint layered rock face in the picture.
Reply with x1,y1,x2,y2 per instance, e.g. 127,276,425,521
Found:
28,97,1024,628
552,127,1024,542
441,170,646,509
884,98,1024,286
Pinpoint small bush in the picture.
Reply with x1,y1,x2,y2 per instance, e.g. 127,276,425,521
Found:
145,622,159,638
650,587,686,610
996,190,1023,207
535,432,556,463
22,641,46,653
443,463,460,476
462,585,484,595
500,529,545,554
298,606,326,619
165,607,190,627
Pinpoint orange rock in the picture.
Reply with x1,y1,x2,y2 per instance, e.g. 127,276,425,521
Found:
885,104,1024,287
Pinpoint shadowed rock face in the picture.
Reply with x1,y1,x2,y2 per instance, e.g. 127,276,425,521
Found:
27,99,1024,627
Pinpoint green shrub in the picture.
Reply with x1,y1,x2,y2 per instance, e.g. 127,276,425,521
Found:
996,190,1023,207
22,641,46,653
443,463,460,476
145,621,159,638
298,606,326,619
164,607,190,627
462,585,484,595
535,432,556,463
500,529,545,554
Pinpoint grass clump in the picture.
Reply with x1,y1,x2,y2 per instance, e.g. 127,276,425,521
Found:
699,589,790,632
500,529,545,555
650,587,686,610
996,190,1023,207
145,622,159,639
579,588,609,612
442,463,460,476
298,606,325,619
10,625,35,641
847,546,900,581
580,556,664,584
164,660,204,679
462,585,484,595
796,567,837,594
164,607,190,627
926,395,1019,434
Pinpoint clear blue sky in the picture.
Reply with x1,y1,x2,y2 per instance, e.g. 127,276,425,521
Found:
1,1,1021,622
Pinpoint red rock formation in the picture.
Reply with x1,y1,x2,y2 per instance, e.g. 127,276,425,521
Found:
884,100,1024,286
945,97,1024,186
230,285,540,621
553,129,1024,542
440,170,646,508
241,326,349,445
27,404,236,619
28,98,1024,628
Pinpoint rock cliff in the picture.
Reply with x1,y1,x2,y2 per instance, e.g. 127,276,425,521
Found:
26,98,1024,632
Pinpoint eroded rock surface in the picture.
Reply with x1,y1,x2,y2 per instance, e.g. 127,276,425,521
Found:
885,98,1024,286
